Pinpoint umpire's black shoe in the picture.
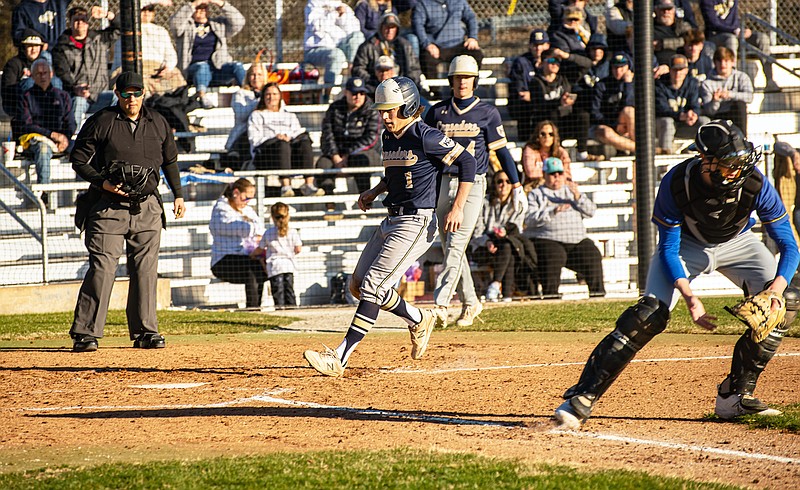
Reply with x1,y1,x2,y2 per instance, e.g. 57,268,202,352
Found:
133,333,166,349
72,335,98,353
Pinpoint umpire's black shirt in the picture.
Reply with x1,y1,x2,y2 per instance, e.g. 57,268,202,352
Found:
70,105,183,199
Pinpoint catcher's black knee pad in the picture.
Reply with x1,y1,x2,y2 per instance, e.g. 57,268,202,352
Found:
729,325,788,395
564,296,670,400
783,286,800,326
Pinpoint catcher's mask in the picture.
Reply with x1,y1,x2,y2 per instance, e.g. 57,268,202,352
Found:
105,160,154,214
695,119,760,191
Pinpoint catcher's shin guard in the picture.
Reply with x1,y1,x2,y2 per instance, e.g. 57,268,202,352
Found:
563,296,670,402
727,323,788,395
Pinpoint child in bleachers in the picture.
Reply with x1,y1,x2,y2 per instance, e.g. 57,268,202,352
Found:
252,202,302,307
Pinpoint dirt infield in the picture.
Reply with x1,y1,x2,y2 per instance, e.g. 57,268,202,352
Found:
1,307,799,488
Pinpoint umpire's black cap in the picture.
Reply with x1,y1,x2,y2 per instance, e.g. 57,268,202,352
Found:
116,71,145,91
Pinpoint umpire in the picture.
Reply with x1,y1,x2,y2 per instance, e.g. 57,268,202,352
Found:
69,71,186,353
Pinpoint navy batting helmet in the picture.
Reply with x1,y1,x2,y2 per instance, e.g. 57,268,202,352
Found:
373,76,420,118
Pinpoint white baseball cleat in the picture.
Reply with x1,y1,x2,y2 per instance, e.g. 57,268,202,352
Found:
303,345,344,377
456,302,483,327
715,393,782,419
409,308,440,359
554,399,584,430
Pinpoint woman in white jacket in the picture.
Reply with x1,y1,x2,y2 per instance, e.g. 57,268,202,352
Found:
303,0,365,84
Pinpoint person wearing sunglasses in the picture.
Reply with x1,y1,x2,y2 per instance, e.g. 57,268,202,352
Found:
522,120,573,188
524,156,605,301
555,120,800,429
69,71,186,353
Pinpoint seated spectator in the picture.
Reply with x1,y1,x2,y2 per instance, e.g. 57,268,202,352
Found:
471,171,537,301
252,202,303,307
137,0,186,95
508,29,551,140
772,142,800,245
680,28,713,82
316,77,381,195
413,0,483,78
591,52,636,155
524,157,605,298
223,62,267,170
653,0,692,66
676,0,697,28
354,0,396,40
248,83,322,198
17,59,75,207
700,46,753,133
374,55,398,87
571,33,609,117
548,0,598,37
606,0,633,55
655,54,709,154
700,0,778,91
394,0,420,56
548,6,593,83
527,49,591,160
209,178,268,309
169,0,246,108
522,120,573,188
2,30,49,138
303,0,365,86
352,11,421,94
11,0,70,51
53,6,119,128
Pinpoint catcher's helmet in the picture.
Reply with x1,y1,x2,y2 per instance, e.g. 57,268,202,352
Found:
106,160,153,197
448,55,480,90
695,119,760,190
372,76,420,118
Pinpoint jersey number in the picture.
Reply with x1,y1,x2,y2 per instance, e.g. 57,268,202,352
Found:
465,141,476,156
404,171,413,189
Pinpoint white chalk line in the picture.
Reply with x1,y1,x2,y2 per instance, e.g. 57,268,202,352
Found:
385,352,800,374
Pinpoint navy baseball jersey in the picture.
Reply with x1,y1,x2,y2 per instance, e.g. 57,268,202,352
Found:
382,118,474,209
424,96,508,176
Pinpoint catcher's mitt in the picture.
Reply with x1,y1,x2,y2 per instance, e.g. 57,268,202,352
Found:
725,290,786,343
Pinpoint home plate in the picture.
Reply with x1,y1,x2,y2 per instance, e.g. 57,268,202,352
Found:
129,383,208,389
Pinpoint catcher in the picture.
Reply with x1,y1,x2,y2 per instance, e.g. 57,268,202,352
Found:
554,120,800,429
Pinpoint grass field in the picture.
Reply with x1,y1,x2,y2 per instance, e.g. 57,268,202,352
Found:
1,298,798,489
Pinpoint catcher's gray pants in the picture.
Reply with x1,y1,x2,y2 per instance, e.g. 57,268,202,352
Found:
70,195,162,340
434,173,487,307
645,231,777,310
352,210,438,305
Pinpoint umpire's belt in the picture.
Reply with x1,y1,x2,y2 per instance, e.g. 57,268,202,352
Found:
387,206,433,217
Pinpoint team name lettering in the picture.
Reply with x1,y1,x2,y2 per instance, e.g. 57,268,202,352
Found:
383,148,419,167
437,120,481,138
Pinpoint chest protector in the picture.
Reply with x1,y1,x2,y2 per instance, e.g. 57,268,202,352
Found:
670,158,763,244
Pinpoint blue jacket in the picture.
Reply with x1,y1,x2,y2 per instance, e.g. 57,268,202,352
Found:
701,0,740,35
655,75,702,119
11,0,70,48
413,0,478,49
591,74,634,126
18,83,75,139
354,1,396,40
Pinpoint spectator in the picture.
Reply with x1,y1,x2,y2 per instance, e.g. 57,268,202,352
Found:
352,11,421,94
169,0,246,108
772,142,800,246
700,46,753,133
2,30,48,138
223,62,268,170
53,6,119,129
316,77,381,196
525,157,605,298
653,0,692,66
248,83,322,198
700,0,778,91
548,0,598,37
209,178,268,309
549,6,593,83
591,52,636,155
354,0,396,40
522,120,573,189
11,0,70,50
16,59,75,206
606,0,633,55
571,33,609,121
303,0,365,85
471,171,536,301
680,28,714,82
251,202,303,308
413,0,483,78
137,0,186,95
374,55,398,87
676,0,697,28
655,54,709,155
394,0,421,57
508,29,551,141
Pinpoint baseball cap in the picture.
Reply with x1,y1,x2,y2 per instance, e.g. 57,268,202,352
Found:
543,157,565,174
670,54,688,70
20,29,45,46
611,52,631,67
774,141,796,158
116,71,145,91
655,0,676,9
345,77,369,94
587,33,608,49
376,55,396,71
529,29,549,45
380,11,400,27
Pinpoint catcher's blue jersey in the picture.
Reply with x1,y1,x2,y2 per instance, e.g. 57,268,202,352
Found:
424,96,508,176
381,118,474,209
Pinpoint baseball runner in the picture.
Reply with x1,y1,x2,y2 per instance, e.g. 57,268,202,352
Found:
425,55,528,326
554,120,800,428
304,76,477,377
